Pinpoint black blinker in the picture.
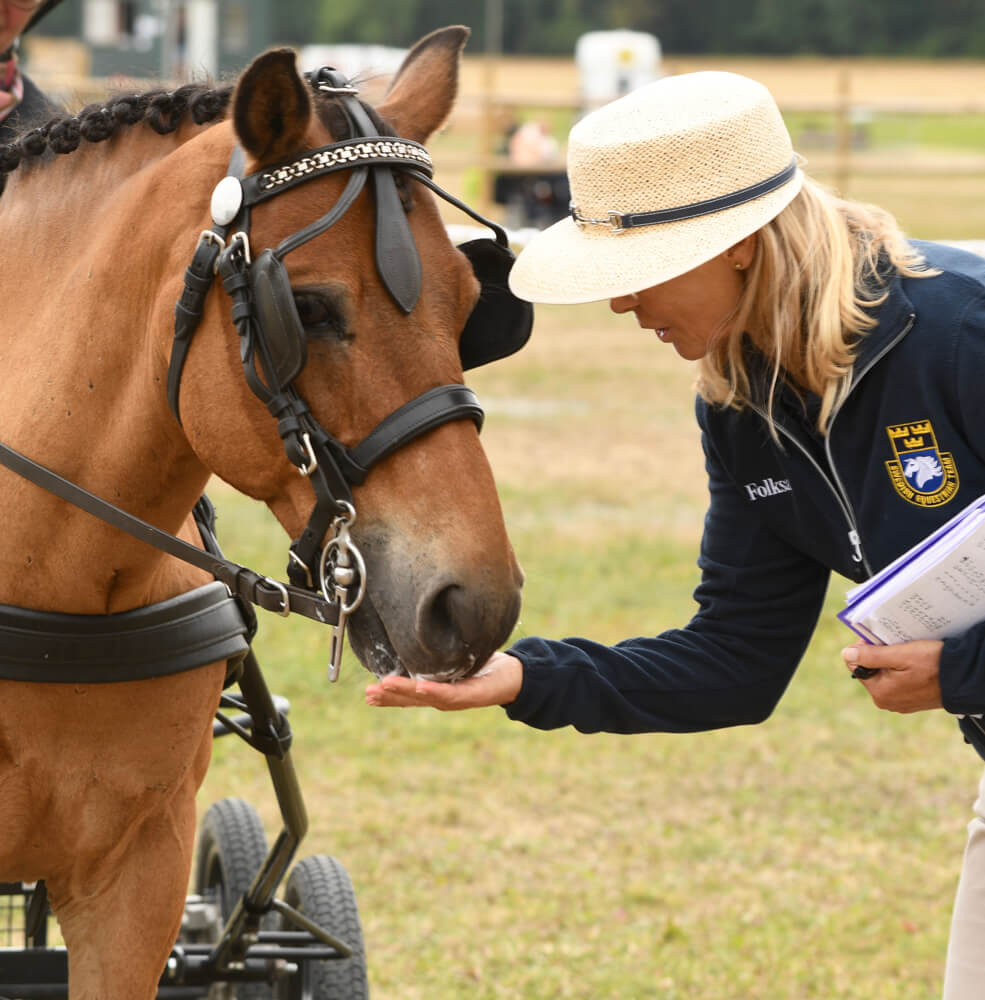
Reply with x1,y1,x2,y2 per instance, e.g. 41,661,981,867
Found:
457,238,534,371
251,249,308,390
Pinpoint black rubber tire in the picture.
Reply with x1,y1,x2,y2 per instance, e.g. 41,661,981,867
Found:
194,797,272,1000
279,855,369,1000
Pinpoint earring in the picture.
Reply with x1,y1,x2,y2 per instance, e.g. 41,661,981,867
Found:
734,262,743,271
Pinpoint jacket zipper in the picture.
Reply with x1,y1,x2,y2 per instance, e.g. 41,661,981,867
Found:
752,313,916,578
758,413,870,573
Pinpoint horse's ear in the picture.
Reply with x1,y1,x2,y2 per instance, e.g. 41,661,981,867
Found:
232,48,312,164
376,26,469,143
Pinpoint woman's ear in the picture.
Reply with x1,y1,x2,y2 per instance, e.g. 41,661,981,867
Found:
725,232,758,271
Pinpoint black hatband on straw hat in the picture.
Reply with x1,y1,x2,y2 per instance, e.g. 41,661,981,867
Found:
570,157,799,234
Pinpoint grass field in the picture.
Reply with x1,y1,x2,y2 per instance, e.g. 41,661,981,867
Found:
197,297,984,998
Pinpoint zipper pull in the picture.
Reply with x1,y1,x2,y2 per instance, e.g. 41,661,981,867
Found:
848,529,863,563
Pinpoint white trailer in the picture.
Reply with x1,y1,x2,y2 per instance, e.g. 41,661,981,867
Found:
575,30,662,108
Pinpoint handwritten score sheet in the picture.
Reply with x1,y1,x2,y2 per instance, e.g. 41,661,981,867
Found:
839,494,985,645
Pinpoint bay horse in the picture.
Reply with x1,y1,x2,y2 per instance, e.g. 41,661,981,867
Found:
0,25,524,999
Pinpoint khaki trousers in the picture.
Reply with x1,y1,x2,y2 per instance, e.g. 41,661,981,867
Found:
943,766,985,998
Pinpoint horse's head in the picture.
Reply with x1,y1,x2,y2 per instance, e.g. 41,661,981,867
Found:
174,28,525,681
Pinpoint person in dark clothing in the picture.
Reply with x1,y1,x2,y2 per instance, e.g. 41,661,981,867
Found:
365,70,985,997
0,0,58,143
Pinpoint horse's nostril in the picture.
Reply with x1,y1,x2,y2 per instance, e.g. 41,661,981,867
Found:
420,583,472,660
411,576,521,678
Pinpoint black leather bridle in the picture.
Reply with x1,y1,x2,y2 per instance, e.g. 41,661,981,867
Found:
164,68,531,675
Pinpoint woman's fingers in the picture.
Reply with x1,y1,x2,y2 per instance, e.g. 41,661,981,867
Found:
365,653,523,711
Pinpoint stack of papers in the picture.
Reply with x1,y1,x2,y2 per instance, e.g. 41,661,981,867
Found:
839,493,985,645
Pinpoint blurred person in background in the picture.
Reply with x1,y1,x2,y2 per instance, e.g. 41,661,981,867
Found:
367,69,985,998
507,118,559,167
0,0,59,143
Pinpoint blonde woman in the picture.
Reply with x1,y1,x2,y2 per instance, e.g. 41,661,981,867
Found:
366,70,985,996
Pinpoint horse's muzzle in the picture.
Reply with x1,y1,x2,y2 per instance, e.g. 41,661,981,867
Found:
346,564,522,682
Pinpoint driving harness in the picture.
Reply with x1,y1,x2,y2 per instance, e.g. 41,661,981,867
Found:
0,67,533,683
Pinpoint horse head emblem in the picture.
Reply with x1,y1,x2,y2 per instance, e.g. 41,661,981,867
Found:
903,454,944,490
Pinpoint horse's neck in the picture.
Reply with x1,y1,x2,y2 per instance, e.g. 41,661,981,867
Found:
0,121,235,612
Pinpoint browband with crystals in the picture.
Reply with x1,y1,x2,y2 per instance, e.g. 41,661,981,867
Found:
570,157,798,233
237,137,434,207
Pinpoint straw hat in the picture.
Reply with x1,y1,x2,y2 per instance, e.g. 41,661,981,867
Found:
508,71,804,305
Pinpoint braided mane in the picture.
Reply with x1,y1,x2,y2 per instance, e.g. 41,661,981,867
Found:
0,83,232,196
0,75,392,199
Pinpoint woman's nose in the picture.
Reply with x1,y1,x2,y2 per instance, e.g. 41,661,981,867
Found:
609,293,638,315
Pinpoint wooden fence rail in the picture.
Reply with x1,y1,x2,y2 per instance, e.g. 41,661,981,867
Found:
29,70,985,228
458,86,985,217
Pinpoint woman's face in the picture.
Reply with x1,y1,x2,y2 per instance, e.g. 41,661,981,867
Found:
0,1,37,55
609,238,755,361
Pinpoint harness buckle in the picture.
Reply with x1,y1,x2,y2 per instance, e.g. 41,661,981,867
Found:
262,577,291,617
197,229,226,250
288,550,314,589
317,83,360,96
296,432,319,477
196,230,227,275
228,230,252,266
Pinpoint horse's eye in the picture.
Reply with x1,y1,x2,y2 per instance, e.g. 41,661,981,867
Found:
293,291,349,341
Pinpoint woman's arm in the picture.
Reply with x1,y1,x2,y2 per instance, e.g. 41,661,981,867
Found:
368,420,832,734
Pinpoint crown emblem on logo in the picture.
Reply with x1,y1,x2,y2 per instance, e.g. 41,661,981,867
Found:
903,436,924,449
887,422,933,442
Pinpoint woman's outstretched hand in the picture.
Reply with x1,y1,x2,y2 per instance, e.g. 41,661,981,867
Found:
365,651,523,711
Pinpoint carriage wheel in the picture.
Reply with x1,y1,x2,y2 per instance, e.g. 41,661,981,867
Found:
194,797,273,1000
278,855,369,1000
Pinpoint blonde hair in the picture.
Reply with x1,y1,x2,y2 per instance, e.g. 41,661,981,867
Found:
696,177,934,434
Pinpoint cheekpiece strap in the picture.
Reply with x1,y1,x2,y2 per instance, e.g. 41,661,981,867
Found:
168,233,224,421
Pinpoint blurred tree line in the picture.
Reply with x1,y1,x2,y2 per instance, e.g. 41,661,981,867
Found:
271,0,985,57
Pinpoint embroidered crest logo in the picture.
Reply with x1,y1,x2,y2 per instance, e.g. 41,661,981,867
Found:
885,420,959,507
